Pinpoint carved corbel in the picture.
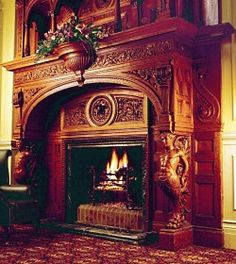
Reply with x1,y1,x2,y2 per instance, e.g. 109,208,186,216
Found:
193,63,220,125
158,132,190,229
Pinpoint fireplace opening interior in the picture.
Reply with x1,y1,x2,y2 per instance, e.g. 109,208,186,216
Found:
66,141,146,232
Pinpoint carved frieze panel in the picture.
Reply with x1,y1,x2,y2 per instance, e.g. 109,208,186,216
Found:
93,40,174,69
115,96,143,122
62,91,147,131
14,62,70,85
64,101,88,128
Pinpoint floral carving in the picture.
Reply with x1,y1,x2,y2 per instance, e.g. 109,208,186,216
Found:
14,63,70,84
64,102,88,127
128,66,172,110
158,132,190,229
115,97,143,122
92,40,174,68
24,87,41,104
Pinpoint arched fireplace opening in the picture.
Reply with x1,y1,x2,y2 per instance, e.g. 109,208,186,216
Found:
23,82,159,242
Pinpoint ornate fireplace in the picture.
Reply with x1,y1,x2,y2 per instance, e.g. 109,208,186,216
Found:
3,0,234,250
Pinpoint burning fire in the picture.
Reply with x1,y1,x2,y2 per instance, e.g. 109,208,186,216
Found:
106,149,128,177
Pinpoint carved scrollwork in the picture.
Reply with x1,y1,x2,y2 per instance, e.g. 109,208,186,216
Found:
129,68,161,96
193,64,220,124
128,66,172,110
115,97,143,122
158,132,190,229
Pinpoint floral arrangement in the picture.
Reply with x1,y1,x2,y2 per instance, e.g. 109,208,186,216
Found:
36,16,106,59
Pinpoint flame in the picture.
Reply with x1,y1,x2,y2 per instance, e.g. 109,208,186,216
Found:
106,149,129,175
122,151,128,168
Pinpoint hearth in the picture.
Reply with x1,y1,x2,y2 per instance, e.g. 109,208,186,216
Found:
66,139,146,233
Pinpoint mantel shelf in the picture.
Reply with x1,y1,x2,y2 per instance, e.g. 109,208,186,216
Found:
2,18,234,73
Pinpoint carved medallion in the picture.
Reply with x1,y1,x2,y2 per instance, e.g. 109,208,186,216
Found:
86,95,115,126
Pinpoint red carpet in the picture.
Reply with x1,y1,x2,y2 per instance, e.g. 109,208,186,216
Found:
0,225,236,264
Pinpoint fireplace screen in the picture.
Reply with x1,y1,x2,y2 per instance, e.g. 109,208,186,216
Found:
66,140,146,231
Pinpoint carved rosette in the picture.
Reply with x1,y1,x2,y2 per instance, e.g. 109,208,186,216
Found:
158,132,190,229
86,95,116,126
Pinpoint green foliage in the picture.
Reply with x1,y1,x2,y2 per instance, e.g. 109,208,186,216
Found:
36,16,107,60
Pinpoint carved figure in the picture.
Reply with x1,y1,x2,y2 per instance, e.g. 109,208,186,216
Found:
159,132,189,229
13,140,35,184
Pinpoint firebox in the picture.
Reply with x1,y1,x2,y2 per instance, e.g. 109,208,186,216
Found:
66,138,146,232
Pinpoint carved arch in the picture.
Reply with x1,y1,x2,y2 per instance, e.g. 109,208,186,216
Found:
22,73,164,137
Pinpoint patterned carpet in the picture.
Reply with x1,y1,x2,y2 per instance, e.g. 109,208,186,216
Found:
0,225,236,264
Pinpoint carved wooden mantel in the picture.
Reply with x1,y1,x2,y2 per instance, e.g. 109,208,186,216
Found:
3,1,235,250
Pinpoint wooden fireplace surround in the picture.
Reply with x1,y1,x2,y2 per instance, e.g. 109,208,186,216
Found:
3,0,235,250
